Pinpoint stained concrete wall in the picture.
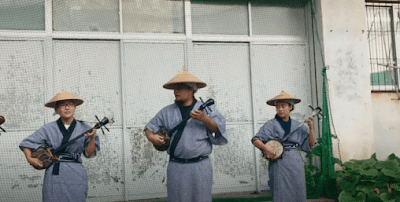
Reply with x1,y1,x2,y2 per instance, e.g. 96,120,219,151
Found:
316,0,376,161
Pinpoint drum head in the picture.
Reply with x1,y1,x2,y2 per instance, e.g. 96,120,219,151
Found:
265,140,284,160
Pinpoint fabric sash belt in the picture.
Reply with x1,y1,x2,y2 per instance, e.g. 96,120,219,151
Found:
283,144,297,151
169,156,208,164
52,153,81,175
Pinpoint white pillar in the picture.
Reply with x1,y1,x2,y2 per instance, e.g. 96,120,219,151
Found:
317,0,375,162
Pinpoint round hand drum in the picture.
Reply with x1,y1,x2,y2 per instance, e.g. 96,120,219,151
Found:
264,140,284,161
154,129,171,151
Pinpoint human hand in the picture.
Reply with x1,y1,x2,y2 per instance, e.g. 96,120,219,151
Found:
262,144,276,159
150,134,166,147
28,156,43,169
190,110,207,122
85,129,97,140
306,117,313,129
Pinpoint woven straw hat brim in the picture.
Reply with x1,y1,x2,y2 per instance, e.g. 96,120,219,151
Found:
266,91,301,106
163,81,207,89
163,70,207,89
45,92,84,108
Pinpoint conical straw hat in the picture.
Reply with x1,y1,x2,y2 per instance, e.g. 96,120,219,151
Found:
266,91,301,106
45,91,84,108
163,70,207,89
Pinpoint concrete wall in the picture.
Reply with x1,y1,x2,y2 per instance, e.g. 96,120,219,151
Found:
316,0,376,161
371,92,400,160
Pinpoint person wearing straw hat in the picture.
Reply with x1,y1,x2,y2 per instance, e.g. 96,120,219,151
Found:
251,91,315,202
145,70,228,202
19,91,100,202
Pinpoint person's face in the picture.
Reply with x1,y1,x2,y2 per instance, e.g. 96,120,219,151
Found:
275,101,292,120
55,100,76,119
174,84,194,102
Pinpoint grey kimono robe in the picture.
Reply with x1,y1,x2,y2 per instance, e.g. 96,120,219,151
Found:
19,119,100,202
252,116,311,202
146,101,228,202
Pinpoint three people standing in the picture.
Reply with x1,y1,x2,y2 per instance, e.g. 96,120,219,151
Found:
19,71,315,202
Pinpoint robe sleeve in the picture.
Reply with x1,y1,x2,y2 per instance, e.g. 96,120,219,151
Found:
145,109,165,133
251,121,274,143
19,127,48,151
205,105,228,145
298,125,311,153
81,122,100,158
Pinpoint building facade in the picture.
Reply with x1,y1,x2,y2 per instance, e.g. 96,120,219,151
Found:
1,0,395,201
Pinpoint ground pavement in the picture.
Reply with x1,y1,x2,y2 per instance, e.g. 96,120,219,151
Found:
124,191,337,202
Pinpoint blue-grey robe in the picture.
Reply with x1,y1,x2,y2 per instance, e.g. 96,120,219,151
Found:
252,116,311,202
19,120,100,202
146,101,228,202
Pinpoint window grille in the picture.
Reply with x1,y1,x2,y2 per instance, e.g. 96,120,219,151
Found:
366,0,400,91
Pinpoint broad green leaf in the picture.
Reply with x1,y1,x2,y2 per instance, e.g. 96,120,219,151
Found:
375,161,400,170
362,155,378,169
371,153,378,160
360,169,379,177
391,183,400,190
355,183,375,194
341,178,360,192
382,169,400,179
367,191,384,202
338,191,366,202
388,154,400,162
379,192,399,202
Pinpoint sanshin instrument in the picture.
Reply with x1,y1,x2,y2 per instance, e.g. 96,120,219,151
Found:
154,98,215,151
264,105,322,161
0,116,5,134
30,116,113,170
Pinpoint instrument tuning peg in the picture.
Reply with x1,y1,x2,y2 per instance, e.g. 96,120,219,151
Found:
0,127,5,133
103,125,110,132
100,127,105,135
95,115,101,122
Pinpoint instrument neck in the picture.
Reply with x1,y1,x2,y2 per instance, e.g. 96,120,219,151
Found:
53,127,93,154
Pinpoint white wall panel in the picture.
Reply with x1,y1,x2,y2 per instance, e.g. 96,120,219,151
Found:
251,44,312,123
123,42,185,127
191,43,256,193
191,43,252,122
52,40,122,126
0,40,45,130
0,131,44,202
86,128,124,202
122,42,184,200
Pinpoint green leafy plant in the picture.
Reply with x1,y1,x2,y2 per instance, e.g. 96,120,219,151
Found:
335,153,400,202
304,139,323,199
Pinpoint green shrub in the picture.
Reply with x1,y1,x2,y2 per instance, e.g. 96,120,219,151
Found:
335,153,400,202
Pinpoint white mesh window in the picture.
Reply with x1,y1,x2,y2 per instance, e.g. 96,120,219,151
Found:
0,0,45,30
122,0,185,33
191,2,249,35
53,0,119,32
251,4,306,38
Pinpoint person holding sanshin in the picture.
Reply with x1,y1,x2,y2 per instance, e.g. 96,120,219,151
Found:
252,91,316,202
19,92,100,202
145,70,228,202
